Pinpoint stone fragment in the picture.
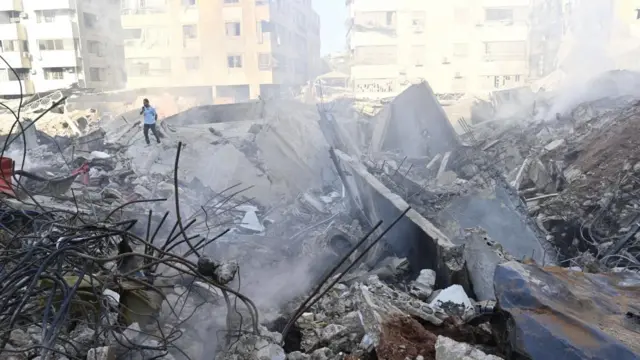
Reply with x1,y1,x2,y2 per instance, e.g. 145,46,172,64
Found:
409,269,436,300
429,285,474,318
255,344,286,360
87,346,115,360
435,336,503,360
286,352,311,360
320,324,347,342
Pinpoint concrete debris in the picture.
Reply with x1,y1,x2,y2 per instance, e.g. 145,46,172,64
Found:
435,336,503,360
409,269,437,300
3,76,640,360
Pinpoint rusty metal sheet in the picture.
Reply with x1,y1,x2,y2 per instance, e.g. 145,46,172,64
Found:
494,261,640,360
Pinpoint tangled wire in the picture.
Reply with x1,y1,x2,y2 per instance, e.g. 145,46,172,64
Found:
0,55,260,360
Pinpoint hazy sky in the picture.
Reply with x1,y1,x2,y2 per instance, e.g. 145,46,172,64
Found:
312,0,347,55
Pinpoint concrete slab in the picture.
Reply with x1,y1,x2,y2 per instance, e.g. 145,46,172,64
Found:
332,149,468,289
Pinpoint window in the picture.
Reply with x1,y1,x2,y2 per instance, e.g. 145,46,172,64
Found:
453,43,468,57
44,68,65,80
227,55,242,68
38,39,74,51
411,12,425,33
183,25,198,39
256,21,264,43
89,67,105,81
411,46,425,67
224,0,239,3
126,57,171,77
123,28,142,40
385,11,395,26
182,0,196,5
452,76,467,93
36,10,59,23
0,69,28,81
0,40,20,52
354,11,396,29
184,57,200,70
354,46,397,65
485,8,513,22
87,41,104,57
83,12,98,28
258,53,271,70
225,22,241,36
484,41,526,60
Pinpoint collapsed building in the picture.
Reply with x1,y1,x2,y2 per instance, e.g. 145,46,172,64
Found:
0,76,638,360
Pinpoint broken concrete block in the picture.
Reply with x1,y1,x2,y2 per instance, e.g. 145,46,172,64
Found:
426,153,443,171
240,210,265,233
435,336,503,360
286,352,310,360
543,139,566,152
214,261,239,284
87,346,115,360
320,324,347,343
133,185,152,199
429,285,473,318
255,343,286,360
409,269,436,300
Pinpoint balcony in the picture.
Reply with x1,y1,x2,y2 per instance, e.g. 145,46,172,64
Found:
0,0,23,11
28,0,75,10
38,50,80,67
0,79,34,96
0,23,27,40
29,21,78,39
0,51,31,69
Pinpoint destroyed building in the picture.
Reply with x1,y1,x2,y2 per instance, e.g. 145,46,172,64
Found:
0,70,639,360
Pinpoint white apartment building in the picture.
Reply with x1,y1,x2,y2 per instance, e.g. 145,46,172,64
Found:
347,0,561,98
0,0,125,98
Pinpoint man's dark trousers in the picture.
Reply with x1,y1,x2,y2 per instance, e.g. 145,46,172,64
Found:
144,123,161,144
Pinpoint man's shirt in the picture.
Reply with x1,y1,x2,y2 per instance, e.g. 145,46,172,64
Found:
142,106,157,125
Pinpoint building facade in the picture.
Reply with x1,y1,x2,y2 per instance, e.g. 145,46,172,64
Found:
0,0,125,98
346,0,567,99
120,0,320,103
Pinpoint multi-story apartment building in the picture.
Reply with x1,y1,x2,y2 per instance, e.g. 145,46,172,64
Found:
346,0,565,99
0,0,125,98
120,0,321,103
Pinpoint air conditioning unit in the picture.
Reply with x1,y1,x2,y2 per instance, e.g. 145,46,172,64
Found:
30,69,37,75
19,12,28,19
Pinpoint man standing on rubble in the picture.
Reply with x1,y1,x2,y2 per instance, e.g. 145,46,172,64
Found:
140,98,161,145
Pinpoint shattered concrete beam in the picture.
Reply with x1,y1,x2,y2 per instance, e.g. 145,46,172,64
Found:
436,151,452,179
426,153,443,171
332,149,468,289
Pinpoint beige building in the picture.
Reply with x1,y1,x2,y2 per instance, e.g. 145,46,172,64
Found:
121,0,320,103
346,0,559,99
0,0,125,98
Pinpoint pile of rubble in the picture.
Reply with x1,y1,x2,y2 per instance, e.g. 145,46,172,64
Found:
2,74,640,360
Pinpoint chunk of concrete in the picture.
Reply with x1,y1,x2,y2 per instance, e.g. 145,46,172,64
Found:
429,285,473,318
435,336,503,360
409,269,436,300
240,210,265,233
544,139,566,152
87,346,115,360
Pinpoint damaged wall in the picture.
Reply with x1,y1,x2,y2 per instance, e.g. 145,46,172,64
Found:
371,83,460,158
332,149,468,290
